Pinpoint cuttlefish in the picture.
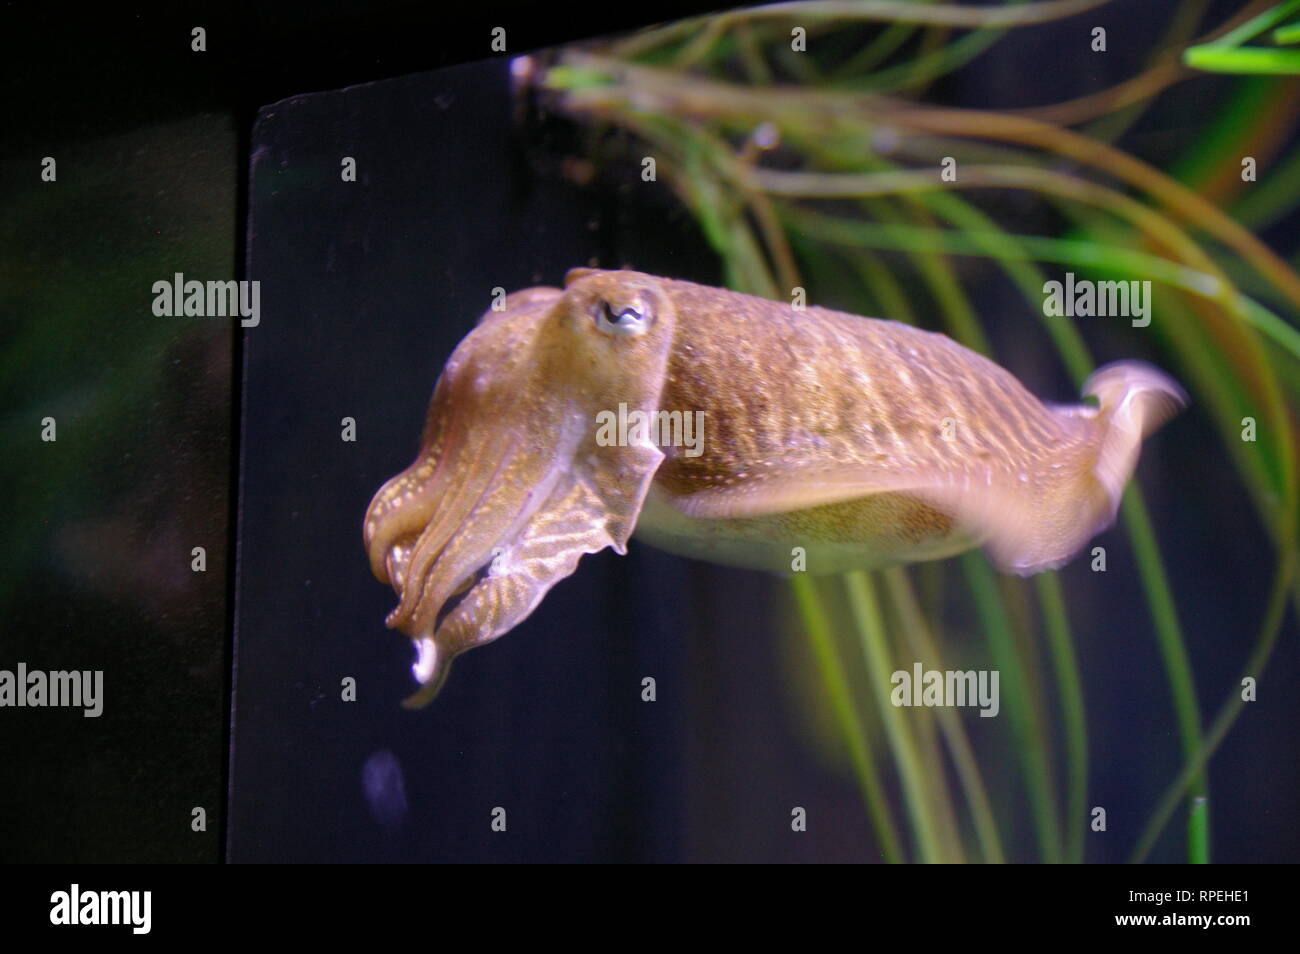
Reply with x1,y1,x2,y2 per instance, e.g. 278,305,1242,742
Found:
364,268,1185,705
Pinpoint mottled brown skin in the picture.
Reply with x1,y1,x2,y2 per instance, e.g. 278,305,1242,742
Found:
642,275,1092,570
364,268,1186,704
655,275,1077,502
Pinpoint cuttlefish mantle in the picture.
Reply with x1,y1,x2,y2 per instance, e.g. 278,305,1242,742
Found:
363,268,1186,705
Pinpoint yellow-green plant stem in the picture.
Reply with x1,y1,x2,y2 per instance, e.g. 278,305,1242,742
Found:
884,567,1007,863
963,554,1064,862
1035,573,1089,863
1188,796,1210,863
791,575,905,862
844,571,949,862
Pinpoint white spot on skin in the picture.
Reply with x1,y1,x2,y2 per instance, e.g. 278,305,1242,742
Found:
412,637,438,684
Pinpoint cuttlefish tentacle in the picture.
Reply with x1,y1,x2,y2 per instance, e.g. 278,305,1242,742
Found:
364,271,675,705
402,465,657,706
366,269,1186,704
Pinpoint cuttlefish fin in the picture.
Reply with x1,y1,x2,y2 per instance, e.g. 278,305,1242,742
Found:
984,361,1186,572
661,360,1185,575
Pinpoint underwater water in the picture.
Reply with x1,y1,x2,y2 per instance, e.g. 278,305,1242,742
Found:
227,4,1300,864
3,1,1296,870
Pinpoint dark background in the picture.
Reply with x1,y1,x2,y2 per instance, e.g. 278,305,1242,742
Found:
2,0,1296,863
0,0,728,864
227,63,699,862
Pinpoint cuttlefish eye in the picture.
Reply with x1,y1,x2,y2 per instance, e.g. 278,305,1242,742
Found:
597,300,652,337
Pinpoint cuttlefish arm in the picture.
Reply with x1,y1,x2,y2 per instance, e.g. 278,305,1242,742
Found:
363,272,675,706
366,269,1185,705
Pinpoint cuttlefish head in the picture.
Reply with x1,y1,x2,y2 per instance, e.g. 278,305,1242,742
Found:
363,269,677,706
